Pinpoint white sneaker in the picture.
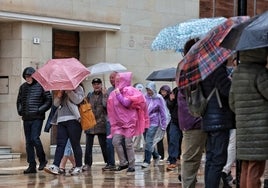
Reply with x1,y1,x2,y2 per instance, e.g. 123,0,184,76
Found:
141,162,149,168
44,164,59,175
70,167,82,175
154,155,161,166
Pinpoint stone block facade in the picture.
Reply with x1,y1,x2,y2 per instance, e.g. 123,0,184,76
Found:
0,0,198,155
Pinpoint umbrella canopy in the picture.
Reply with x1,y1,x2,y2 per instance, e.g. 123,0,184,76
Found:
151,17,227,53
220,11,268,51
87,62,127,76
178,16,250,88
146,67,176,82
32,58,90,91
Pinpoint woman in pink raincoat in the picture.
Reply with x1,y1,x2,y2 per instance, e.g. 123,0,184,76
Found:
107,72,149,173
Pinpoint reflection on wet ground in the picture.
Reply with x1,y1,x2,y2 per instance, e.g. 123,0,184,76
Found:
0,152,236,188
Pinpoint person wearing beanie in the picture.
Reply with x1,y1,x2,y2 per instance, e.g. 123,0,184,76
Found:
16,67,52,174
159,85,182,172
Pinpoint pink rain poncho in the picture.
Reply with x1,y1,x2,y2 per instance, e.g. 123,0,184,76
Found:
107,72,149,138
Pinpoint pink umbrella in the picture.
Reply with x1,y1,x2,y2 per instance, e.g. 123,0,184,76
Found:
32,58,90,91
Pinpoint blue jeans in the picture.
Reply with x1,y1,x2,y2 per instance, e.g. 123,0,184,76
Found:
63,139,73,156
23,119,46,166
144,126,160,164
205,130,229,188
106,121,115,166
53,120,83,167
168,121,182,164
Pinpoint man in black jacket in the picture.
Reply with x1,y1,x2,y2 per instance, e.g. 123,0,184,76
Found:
16,67,52,174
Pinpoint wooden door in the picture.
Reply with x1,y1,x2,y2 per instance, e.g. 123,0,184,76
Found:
50,29,80,145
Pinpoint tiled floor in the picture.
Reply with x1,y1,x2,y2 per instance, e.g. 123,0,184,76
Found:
0,152,237,188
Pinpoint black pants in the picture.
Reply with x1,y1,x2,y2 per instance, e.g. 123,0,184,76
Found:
84,134,107,166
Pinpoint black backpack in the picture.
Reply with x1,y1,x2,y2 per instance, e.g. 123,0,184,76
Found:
185,82,222,117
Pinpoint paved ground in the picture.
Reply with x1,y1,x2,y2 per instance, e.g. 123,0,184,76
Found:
0,152,237,188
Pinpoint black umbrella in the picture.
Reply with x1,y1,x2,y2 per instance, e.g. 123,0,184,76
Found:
220,11,268,51
146,67,176,82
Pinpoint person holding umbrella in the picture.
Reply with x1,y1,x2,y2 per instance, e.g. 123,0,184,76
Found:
44,86,84,175
201,61,235,188
177,38,207,188
229,47,268,188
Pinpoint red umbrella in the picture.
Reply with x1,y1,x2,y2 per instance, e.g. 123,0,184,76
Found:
177,16,249,88
32,58,90,91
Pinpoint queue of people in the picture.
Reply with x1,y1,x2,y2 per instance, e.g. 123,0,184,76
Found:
16,46,268,188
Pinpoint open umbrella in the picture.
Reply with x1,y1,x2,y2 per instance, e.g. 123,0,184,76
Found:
32,58,90,91
146,67,176,82
220,11,268,51
151,17,227,53
87,62,127,76
178,16,249,88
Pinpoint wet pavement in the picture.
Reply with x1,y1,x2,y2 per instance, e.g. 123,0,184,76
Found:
0,151,236,188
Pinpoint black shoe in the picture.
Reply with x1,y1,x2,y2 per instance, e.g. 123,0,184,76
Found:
264,179,268,188
178,174,181,181
102,164,116,171
226,171,233,182
115,165,128,171
221,172,232,188
23,166,37,174
58,168,66,175
126,167,135,175
38,160,48,171
126,167,135,172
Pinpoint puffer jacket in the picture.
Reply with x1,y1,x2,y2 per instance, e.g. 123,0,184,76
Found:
201,64,235,132
229,48,268,161
16,80,52,121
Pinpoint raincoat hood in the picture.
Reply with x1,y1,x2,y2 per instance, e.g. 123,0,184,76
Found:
240,47,268,64
134,83,144,90
22,67,35,80
159,85,171,94
116,72,132,90
146,81,157,97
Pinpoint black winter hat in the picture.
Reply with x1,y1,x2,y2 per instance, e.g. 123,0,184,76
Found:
22,67,35,79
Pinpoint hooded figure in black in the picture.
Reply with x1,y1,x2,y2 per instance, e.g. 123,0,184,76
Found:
16,67,52,174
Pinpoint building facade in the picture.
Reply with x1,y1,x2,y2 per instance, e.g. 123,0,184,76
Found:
0,0,197,156
0,0,267,156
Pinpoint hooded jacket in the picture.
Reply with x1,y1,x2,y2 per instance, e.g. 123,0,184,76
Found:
107,72,149,138
145,82,170,130
229,47,268,160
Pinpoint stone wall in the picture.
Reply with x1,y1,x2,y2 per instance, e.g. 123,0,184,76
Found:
0,0,199,155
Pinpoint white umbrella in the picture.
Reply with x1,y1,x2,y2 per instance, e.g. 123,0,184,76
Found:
151,17,227,53
87,62,127,76
87,62,127,87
